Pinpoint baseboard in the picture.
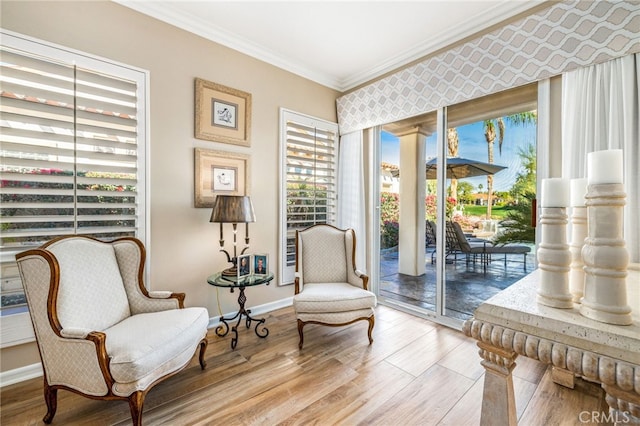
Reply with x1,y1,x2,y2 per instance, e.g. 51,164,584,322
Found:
1,297,294,387
207,296,293,329
0,362,43,387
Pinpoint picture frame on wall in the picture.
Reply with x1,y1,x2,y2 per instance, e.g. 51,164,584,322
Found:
194,148,250,208
195,78,252,147
253,254,268,275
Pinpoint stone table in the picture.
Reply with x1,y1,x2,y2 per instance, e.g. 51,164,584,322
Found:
463,266,639,425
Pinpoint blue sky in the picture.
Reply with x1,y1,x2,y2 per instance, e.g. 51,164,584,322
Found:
381,119,537,192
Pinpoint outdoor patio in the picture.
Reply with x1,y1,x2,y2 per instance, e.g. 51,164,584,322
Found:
379,246,537,320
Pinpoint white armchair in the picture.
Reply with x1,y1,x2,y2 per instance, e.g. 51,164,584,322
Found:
293,224,376,349
16,236,209,426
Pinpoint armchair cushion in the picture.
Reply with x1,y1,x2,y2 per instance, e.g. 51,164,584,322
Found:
294,283,376,313
105,307,209,384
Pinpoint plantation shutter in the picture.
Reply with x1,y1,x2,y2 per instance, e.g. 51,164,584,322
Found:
1,42,143,255
0,31,147,328
279,109,338,285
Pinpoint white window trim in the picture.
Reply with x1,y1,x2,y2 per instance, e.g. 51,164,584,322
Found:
0,29,150,348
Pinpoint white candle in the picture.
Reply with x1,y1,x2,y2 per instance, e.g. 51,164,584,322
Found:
541,178,570,207
587,149,623,184
570,178,588,207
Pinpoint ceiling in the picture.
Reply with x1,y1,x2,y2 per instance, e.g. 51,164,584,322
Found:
116,1,545,92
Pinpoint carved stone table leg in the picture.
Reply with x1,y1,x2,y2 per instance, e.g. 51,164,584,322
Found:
602,384,640,425
478,341,518,426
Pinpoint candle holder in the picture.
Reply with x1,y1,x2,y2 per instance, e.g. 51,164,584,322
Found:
569,205,587,302
580,183,632,325
537,207,573,308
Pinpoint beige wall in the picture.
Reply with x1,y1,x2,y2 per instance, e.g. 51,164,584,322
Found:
1,1,339,372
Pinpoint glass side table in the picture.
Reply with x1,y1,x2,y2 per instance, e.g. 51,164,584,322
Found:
206,272,274,349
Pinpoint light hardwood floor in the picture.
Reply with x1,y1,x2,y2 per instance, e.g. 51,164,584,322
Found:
1,305,606,425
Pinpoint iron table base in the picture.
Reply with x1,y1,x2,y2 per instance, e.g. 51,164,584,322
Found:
215,286,268,349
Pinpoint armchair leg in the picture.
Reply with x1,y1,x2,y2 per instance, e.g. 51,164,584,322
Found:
198,338,208,370
42,382,57,424
367,316,375,345
297,319,305,349
128,390,145,426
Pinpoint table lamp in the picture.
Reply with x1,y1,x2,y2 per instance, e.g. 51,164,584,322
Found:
210,195,256,276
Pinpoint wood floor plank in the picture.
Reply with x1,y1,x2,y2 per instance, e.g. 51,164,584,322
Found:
436,337,485,381
360,364,475,425
141,354,305,425
518,367,606,426
279,360,415,425
438,374,484,426
513,355,548,385
385,325,467,377
191,358,358,425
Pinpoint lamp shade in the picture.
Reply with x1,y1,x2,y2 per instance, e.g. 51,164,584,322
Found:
210,195,256,223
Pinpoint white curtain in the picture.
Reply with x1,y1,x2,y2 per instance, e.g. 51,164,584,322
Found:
562,54,640,262
337,130,366,270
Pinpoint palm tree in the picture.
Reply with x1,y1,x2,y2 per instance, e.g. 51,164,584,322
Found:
483,111,537,218
447,127,459,201
493,143,537,245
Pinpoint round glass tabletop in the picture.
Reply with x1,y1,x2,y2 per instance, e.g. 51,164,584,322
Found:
207,272,274,288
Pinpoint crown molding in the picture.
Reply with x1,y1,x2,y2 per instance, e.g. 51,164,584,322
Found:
114,0,545,92
341,0,547,91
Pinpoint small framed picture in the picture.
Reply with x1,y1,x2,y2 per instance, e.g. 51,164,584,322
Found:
195,78,251,147
237,254,251,279
253,254,268,275
194,148,250,208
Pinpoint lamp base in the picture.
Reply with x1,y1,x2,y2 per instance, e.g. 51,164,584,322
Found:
221,266,238,276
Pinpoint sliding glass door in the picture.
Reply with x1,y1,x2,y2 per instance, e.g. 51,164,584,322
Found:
375,84,538,325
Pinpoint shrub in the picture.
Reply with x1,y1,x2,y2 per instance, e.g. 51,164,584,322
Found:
381,220,399,249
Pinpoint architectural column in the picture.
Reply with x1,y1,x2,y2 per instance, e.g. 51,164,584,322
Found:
398,127,427,276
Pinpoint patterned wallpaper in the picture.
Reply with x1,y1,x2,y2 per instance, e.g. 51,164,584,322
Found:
336,0,640,134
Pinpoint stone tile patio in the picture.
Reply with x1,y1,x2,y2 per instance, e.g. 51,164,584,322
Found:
379,246,537,320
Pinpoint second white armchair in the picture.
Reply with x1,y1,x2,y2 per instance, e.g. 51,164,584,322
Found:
293,224,376,349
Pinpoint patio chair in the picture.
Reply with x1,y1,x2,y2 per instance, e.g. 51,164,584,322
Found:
445,221,489,263
450,221,531,271
293,224,376,349
425,220,437,262
16,236,209,426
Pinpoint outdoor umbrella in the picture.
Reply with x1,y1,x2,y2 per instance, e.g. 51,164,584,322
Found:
424,157,507,179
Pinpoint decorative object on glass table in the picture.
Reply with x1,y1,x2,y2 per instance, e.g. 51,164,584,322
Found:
253,253,269,275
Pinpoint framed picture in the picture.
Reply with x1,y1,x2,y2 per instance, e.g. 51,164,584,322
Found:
237,254,251,279
195,78,252,147
253,254,268,275
194,148,250,208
